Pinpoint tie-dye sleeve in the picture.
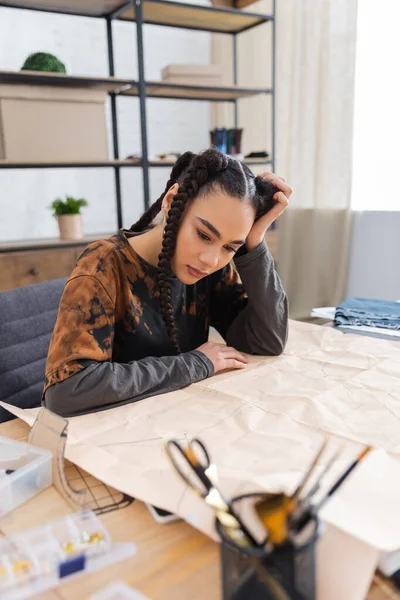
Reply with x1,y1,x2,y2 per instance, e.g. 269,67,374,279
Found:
43,271,214,417
44,275,115,392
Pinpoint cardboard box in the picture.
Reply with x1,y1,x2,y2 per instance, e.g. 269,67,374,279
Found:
161,76,223,86
0,84,109,162
161,64,222,78
161,65,222,87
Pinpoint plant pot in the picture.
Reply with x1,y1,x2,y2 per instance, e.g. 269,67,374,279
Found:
57,214,83,240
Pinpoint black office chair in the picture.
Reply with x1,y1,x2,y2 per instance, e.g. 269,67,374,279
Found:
0,278,66,423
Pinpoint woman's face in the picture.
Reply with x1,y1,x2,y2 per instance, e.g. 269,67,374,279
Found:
171,190,255,284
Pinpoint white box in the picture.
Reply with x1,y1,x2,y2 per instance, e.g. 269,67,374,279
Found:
161,64,222,86
161,64,222,79
0,435,52,517
0,83,109,161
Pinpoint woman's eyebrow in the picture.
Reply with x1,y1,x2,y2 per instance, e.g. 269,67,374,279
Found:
195,216,245,245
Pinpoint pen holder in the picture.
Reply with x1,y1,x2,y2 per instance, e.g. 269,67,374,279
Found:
216,493,321,600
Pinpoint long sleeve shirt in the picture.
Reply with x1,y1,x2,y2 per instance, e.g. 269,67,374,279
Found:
43,229,288,417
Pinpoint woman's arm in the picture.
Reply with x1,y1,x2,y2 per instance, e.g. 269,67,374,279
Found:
44,351,212,417
43,273,213,417
210,168,292,356
210,239,288,356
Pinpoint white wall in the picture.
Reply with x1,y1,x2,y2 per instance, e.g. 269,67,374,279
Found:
0,5,211,241
345,1,400,304
351,0,400,212
346,211,400,301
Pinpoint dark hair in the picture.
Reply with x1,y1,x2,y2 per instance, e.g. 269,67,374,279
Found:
130,147,277,354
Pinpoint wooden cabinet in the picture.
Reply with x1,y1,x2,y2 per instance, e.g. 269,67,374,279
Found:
0,235,109,293
0,247,79,292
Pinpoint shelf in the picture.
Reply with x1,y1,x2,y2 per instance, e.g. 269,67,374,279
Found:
119,0,272,34
0,1,272,33
0,0,128,18
0,159,142,169
0,233,114,253
243,158,273,166
149,157,272,167
0,70,133,93
0,158,272,169
121,81,271,102
0,71,271,102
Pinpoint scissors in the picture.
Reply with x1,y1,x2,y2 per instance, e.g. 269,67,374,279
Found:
165,438,260,547
165,438,212,495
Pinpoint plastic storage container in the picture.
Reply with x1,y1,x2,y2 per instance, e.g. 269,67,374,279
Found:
0,435,52,517
0,509,136,599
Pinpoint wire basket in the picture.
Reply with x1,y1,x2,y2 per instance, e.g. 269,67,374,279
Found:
64,460,134,515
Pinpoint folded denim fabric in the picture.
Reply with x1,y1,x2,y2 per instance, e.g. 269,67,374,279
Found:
335,297,400,330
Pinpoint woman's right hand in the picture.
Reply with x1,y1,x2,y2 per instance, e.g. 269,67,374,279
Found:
196,342,248,374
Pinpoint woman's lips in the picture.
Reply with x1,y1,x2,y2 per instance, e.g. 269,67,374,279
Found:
187,265,209,278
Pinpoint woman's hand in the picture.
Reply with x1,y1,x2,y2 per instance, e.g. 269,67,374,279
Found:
246,172,292,252
196,342,248,374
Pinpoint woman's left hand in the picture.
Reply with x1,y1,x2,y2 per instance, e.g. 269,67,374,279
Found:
246,172,292,252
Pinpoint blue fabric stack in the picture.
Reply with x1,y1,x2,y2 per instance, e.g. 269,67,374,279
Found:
335,297,400,331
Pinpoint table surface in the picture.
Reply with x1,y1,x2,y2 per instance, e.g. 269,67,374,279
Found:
0,419,394,600
0,419,220,600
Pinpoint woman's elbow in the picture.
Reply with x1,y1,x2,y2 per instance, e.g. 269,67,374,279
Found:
268,337,287,356
262,321,289,356
43,385,71,417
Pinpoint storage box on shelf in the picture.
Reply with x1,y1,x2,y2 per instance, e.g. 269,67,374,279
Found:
161,63,222,87
0,84,108,161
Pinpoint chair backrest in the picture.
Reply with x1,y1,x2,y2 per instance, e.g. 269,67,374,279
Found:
0,278,66,423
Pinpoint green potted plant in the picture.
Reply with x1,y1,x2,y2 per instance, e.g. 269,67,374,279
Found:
50,195,88,240
21,52,67,73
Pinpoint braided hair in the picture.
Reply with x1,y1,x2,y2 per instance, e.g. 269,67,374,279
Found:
130,151,195,233
130,147,277,354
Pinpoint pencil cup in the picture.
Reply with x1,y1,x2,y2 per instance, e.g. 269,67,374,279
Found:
216,493,321,600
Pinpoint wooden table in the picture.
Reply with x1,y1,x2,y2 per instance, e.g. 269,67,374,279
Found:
0,419,395,600
0,419,220,600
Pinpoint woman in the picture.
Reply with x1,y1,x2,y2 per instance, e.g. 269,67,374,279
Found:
43,148,291,417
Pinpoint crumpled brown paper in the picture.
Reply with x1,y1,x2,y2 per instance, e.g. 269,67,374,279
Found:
2,320,400,552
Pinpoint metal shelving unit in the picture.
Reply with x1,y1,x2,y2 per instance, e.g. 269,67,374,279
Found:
0,0,275,230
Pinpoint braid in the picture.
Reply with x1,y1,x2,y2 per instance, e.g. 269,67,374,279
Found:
129,197,163,233
157,150,229,353
129,152,195,232
129,147,268,356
